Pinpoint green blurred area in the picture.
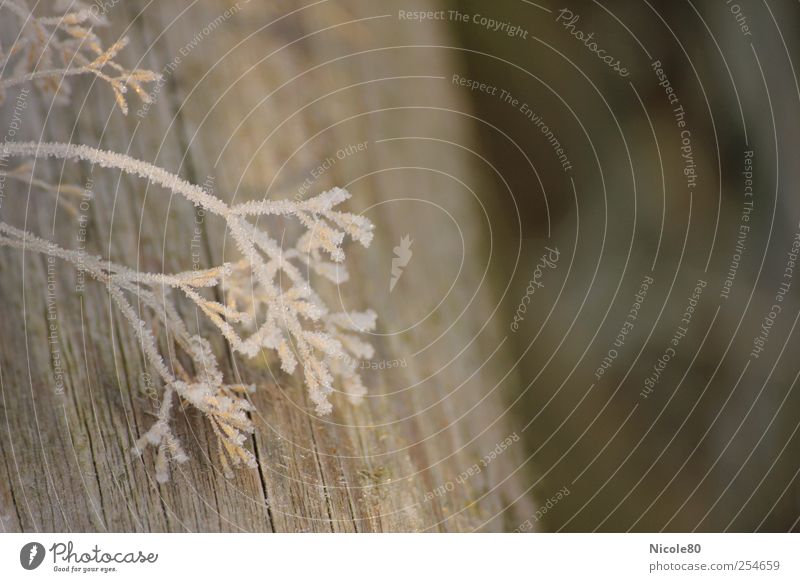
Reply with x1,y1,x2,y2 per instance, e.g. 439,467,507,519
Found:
448,0,800,531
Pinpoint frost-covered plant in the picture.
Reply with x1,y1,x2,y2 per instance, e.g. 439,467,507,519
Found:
0,0,159,114
0,221,255,479
0,3,375,482
0,141,376,481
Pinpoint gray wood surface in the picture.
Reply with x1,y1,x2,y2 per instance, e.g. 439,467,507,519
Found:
0,0,535,532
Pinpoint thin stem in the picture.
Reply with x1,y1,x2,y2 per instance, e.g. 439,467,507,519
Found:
0,141,230,214
0,67,93,91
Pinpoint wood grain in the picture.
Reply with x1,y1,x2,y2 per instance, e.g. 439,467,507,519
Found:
0,0,535,532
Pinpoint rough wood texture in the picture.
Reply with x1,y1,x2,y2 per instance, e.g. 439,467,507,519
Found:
0,0,534,532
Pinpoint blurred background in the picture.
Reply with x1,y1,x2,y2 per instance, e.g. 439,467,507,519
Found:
448,0,800,531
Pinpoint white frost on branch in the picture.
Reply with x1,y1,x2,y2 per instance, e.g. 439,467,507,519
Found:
0,0,160,114
0,141,376,481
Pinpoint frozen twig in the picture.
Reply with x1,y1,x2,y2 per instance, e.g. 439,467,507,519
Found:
0,0,160,114
0,140,376,479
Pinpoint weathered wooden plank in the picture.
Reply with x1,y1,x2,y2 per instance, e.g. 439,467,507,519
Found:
0,0,535,532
